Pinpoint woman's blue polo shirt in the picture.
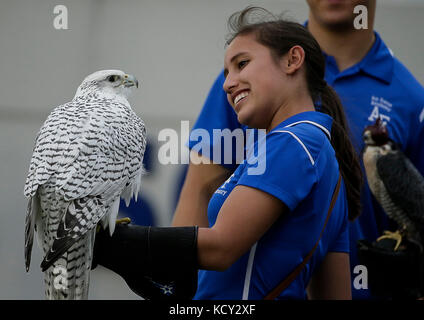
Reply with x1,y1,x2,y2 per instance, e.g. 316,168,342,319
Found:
194,112,349,300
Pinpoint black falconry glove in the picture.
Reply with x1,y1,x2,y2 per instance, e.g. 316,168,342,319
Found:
92,223,199,300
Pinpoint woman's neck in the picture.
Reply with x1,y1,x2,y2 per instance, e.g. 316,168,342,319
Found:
267,95,315,133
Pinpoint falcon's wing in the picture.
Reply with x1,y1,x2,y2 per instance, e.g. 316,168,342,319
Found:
24,102,74,270
376,150,424,225
24,103,71,198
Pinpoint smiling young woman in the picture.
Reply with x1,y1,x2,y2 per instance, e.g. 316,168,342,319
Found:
92,7,362,300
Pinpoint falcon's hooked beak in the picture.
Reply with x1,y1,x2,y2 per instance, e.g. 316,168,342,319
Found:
122,74,139,89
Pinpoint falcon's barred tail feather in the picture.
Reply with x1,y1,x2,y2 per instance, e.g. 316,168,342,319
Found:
44,230,96,299
41,196,108,271
24,195,40,272
41,235,76,272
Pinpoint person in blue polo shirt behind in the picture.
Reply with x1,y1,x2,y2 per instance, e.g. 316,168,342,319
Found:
93,6,362,300
173,0,424,299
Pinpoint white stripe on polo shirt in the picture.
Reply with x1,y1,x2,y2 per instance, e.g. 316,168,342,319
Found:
273,120,331,167
242,242,258,300
273,130,315,166
284,120,331,139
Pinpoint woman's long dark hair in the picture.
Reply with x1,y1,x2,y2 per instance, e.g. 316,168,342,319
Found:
226,7,363,221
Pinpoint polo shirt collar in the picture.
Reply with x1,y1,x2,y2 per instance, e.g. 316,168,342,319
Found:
303,21,394,84
357,31,394,84
271,111,333,137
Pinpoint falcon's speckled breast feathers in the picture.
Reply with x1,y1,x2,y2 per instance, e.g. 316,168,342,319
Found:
24,70,146,299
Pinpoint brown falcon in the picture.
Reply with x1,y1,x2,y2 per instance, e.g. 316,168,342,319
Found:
362,118,424,252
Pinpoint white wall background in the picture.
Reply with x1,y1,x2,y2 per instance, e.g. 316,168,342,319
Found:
0,0,423,299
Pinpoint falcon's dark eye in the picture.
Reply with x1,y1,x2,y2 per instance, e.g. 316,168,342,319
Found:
107,75,118,82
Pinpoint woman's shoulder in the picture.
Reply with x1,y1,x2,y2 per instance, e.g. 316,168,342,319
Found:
267,121,332,167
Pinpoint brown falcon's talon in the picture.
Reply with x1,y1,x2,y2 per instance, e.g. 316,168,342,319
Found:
377,230,403,251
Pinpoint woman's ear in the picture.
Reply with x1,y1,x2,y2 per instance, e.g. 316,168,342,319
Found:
283,45,305,75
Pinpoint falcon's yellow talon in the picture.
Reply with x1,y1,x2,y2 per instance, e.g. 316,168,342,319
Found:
115,217,131,225
95,217,131,233
377,230,403,251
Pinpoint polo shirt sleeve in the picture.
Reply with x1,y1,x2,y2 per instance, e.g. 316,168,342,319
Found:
187,70,243,171
237,130,317,211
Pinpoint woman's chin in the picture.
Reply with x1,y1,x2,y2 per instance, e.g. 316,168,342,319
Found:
236,112,255,128
236,112,248,126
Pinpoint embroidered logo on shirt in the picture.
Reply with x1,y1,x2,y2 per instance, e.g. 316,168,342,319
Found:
214,173,235,196
221,173,235,189
215,189,227,196
368,96,392,125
